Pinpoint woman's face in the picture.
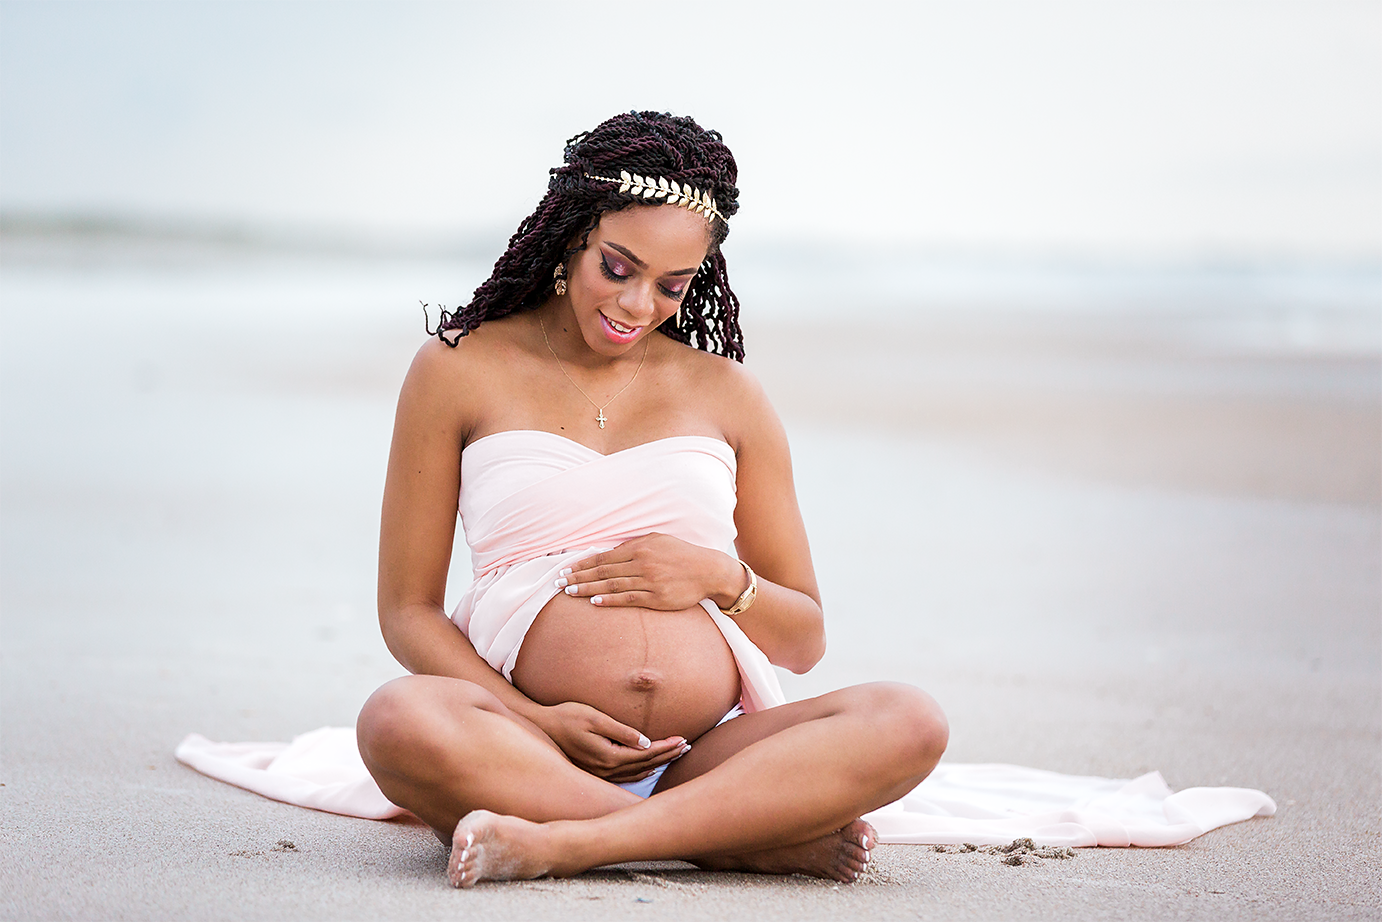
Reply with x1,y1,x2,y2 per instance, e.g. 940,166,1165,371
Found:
563,204,712,357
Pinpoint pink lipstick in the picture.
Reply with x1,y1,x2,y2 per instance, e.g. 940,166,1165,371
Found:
599,312,642,345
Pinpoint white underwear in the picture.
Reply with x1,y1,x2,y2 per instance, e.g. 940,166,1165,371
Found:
617,703,744,799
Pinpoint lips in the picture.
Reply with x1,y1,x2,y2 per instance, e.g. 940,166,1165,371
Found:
599,312,642,344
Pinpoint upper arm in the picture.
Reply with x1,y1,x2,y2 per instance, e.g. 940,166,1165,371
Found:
724,367,821,609
377,339,472,620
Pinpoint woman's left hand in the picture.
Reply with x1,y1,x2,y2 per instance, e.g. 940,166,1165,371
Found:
557,533,743,611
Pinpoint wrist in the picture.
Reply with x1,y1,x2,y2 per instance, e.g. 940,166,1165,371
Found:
511,697,551,729
709,554,751,609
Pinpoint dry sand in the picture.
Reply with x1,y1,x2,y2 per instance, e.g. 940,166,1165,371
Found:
1,257,1378,920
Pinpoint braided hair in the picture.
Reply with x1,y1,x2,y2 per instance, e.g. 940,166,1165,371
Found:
429,111,745,361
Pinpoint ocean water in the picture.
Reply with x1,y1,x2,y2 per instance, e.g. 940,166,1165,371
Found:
3,243,1378,348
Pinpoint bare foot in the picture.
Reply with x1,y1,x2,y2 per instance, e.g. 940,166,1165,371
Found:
447,810,562,888
694,819,876,883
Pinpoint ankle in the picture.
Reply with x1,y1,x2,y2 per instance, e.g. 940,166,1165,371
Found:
542,819,607,878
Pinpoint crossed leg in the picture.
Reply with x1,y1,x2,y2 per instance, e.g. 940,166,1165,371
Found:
357,677,947,886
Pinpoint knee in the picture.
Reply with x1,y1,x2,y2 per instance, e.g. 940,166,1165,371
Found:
356,678,426,767
861,682,949,774
356,676,500,770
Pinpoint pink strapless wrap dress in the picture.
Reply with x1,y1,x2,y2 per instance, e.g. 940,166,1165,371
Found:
450,431,784,713
176,431,1275,846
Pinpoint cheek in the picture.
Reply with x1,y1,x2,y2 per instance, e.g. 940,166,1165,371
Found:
577,256,616,295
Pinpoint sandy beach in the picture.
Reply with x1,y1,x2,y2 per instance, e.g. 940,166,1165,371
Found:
1,247,1378,920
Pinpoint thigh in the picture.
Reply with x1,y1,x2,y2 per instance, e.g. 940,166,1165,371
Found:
652,682,927,794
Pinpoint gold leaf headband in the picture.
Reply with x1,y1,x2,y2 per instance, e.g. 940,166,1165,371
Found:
585,170,726,224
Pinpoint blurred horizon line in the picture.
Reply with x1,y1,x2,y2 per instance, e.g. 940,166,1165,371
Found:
4,210,1380,276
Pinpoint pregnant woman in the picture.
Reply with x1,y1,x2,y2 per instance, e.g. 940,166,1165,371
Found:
355,111,949,887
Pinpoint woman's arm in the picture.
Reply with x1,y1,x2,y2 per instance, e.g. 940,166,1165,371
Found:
716,366,826,673
377,339,543,713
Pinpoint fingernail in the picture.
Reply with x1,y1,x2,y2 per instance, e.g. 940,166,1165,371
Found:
564,585,578,595
591,596,602,605
554,578,567,589
862,834,870,848
681,743,691,753
560,567,572,577
638,734,651,749
466,832,473,847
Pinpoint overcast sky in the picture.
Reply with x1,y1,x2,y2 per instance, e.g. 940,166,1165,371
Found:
1,1,1378,260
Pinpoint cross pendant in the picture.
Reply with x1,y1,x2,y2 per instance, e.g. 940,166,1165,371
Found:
596,408,607,429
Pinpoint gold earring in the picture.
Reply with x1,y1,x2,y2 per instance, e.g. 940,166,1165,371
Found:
553,263,567,296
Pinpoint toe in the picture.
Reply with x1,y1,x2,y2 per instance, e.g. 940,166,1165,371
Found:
841,819,870,848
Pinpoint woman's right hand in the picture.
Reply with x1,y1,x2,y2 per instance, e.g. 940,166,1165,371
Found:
533,701,690,783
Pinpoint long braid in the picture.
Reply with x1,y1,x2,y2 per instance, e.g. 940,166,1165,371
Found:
431,111,745,360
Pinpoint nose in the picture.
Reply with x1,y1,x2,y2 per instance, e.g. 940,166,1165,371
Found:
616,280,657,323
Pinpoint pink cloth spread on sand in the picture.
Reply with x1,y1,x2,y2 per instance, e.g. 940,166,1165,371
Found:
176,429,1276,846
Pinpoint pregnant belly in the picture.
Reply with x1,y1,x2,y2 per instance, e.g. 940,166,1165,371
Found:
511,591,742,743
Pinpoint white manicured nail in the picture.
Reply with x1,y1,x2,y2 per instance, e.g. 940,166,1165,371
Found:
638,734,651,749
591,596,602,605
560,567,572,577
554,578,567,589
862,834,870,848
564,585,578,595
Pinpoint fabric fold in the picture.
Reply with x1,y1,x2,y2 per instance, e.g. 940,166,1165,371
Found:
175,729,405,820
861,763,1274,846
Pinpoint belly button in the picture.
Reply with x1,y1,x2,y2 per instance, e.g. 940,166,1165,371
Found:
627,670,660,692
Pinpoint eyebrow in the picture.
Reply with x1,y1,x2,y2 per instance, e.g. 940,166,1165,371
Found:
606,242,699,277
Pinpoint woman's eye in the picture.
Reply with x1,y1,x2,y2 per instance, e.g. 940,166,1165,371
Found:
599,254,630,280
599,251,684,299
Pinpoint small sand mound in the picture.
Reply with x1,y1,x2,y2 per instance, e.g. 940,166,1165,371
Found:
932,838,1075,866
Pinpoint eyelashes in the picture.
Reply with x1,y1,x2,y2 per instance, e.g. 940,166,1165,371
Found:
598,252,630,282
599,252,687,301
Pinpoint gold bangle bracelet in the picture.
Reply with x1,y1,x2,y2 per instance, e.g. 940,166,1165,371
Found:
718,561,758,617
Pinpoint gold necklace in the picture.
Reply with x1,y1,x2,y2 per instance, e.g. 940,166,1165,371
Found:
539,314,650,430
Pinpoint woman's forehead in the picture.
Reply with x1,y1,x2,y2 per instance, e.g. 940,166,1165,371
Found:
593,205,711,268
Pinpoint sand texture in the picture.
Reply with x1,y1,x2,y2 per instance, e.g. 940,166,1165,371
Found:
2,257,1378,920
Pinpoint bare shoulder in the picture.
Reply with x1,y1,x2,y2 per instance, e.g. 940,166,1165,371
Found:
407,321,517,379
668,340,783,455
397,323,518,443
400,333,476,406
